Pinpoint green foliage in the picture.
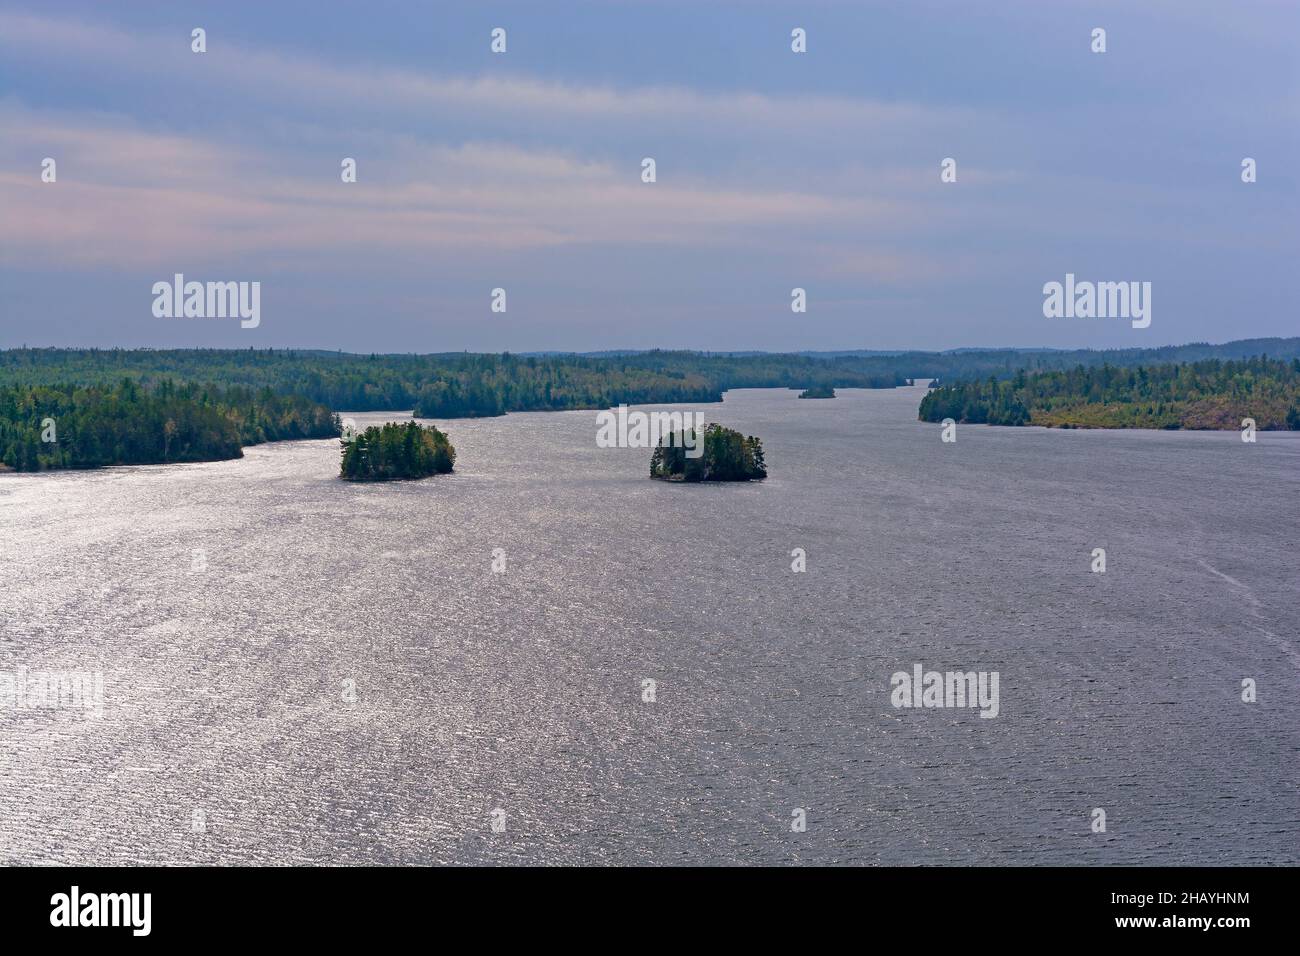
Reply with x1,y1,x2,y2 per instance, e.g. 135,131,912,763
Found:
339,421,455,481
608,351,904,393
650,424,766,482
6,342,1298,421
918,375,1030,425
410,353,719,417
0,378,338,471
0,348,908,418
919,357,1300,430
798,385,836,399
865,338,1300,386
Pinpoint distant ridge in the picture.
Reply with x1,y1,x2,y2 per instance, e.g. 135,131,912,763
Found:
515,338,1300,362
11,338,1297,362
5,340,1300,409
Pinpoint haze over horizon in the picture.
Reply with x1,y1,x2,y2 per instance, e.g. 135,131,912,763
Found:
6,337,1300,358
2,1,1296,353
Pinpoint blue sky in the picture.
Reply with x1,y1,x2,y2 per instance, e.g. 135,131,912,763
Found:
1,0,1296,351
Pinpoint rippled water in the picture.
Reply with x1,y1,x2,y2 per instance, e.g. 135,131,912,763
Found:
1,384,1297,865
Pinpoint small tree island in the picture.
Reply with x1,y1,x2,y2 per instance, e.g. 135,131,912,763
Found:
798,385,836,399
340,420,455,481
649,423,766,482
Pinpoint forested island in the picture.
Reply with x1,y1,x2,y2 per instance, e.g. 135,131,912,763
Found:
0,379,337,471
340,421,455,481
650,424,767,482
798,385,836,399
919,357,1300,430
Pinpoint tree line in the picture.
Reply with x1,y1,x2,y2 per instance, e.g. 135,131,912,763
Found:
0,348,909,418
5,341,1298,416
0,378,338,471
6,345,1299,470
5,343,1299,419
918,357,1300,429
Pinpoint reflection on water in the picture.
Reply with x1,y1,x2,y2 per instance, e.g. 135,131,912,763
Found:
1,385,1297,864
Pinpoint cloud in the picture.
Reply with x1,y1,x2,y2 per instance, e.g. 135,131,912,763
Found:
4,5,1290,351
0,11,975,138
0,11,996,280
0,101,953,274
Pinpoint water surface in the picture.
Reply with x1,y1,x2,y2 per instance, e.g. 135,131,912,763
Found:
2,385,1297,864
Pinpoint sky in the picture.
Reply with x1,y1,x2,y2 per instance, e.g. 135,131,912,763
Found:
0,0,1296,352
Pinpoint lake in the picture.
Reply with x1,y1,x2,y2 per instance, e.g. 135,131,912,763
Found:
2,384,1297,864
